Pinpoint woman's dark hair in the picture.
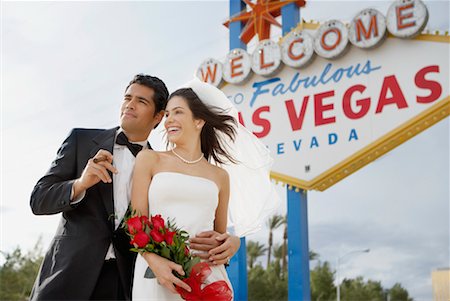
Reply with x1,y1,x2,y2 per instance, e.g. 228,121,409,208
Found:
168,88,237,164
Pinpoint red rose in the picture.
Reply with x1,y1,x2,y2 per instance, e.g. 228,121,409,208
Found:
140,216,151,228
150,228,164,243
127,216,142,234
131,231,150,248
184,246,190,256
164,231,176,245
151,214,165,231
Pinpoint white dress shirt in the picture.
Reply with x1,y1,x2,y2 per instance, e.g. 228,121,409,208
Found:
104,129,148,260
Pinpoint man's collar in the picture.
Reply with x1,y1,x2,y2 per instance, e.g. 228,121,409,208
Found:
116,128,148,147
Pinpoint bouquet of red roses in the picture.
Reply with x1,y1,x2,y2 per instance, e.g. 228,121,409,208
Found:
123,212,232,301
124,212,199,279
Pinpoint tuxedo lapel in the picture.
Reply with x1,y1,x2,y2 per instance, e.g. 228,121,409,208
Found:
90,127,119,230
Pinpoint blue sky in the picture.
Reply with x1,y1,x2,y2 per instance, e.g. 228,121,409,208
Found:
2,1,449,300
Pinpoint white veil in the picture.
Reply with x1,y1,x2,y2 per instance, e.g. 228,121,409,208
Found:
183,78,281,237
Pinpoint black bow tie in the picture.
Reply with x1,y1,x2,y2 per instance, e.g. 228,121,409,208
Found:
115,132,144,157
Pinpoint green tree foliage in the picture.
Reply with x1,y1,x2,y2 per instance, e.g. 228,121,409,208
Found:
248,265,269,300
389,283,413,301
248,263,288,301
247,214,414,301
309,250,319,261
340,277,384,301
281,215,288,274
0,239,43,301
246,240,267,269
310,261,335,301
266,214,284,267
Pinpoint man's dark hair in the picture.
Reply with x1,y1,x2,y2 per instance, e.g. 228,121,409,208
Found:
125,74,169,114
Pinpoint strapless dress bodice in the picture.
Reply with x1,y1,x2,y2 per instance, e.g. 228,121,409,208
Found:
148,172,219,238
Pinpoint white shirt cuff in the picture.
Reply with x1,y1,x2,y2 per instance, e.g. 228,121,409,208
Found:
70,186,86,204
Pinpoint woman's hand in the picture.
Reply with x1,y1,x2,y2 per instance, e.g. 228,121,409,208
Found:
142,253,191,294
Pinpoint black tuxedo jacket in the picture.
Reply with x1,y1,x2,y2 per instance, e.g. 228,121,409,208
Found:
30,127,136,300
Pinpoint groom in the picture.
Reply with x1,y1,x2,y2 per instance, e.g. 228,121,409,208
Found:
30,74,240,300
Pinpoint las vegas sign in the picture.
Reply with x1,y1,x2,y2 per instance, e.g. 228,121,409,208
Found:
197,0,449,191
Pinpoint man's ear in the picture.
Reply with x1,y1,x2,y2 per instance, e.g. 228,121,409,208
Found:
153,110,165,129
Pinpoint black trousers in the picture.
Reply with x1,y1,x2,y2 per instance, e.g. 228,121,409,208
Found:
90,259,125,300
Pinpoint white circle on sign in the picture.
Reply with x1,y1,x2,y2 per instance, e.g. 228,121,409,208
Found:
349,8,387,49
196,58,223,87
251,39,282,77
386,0,428,38
223,48,252,85
281,30,315,68
314,20,349,59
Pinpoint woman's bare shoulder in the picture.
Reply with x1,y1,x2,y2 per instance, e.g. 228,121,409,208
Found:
208,164,229,185
135,149,161,164
137,149,176,165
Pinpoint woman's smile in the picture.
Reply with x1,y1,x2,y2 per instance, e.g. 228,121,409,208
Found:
166,126,181,136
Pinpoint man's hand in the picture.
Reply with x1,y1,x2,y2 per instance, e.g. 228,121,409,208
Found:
190,231,241,265
72,150,117,199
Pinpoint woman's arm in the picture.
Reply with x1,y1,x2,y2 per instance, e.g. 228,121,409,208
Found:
214,169,230,234
209,169,242,265
130,150,191,294
130,150,156,216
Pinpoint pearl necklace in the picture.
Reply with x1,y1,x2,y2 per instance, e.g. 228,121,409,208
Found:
171,148,204,164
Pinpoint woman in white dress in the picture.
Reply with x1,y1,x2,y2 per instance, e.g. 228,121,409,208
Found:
131,85,237,300
130,79,279,300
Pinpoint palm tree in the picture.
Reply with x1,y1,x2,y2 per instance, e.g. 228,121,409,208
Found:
246,241,267,269
266,214,284,267
281,215,288,274
272,243,284,278
279,216,317,274
309,250,319,260
273,243,283,262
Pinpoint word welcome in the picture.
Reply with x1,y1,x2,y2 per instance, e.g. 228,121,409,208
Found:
197,0,428,87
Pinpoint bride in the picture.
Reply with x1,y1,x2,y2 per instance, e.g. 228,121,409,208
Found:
130,78,279,300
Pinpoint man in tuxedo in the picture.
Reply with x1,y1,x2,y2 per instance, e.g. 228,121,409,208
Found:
30,74,240,300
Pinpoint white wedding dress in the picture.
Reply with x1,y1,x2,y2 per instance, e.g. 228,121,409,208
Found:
132,172,233,301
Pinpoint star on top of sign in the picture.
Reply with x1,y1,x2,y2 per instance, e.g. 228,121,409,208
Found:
224,0,306,44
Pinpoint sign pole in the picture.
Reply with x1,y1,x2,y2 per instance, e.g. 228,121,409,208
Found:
281,4,311,301
229,0,246,50
281,2,300,33
287,187,311,301
228,1,248,300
